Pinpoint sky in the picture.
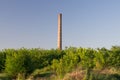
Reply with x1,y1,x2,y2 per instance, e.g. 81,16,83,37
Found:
0,0,120,50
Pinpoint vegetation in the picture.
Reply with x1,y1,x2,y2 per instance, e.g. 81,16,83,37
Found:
0,46,120,80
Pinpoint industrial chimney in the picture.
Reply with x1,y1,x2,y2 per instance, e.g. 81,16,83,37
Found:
57,13,62,50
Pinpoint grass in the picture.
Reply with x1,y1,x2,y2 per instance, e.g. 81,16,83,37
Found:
0,68,120,80
27,67,55,80
0,73,12,80
92,73,120,80
90,68,120,80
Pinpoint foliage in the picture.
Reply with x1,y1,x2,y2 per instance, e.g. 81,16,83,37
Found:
52,47,80,77
0,46,120,79
109,46,120,67
5,48,31,77
1,48,64,78
77,48,96,69
0,51,6,72
92,73,120,80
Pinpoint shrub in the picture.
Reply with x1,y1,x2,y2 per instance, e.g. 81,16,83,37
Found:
52,47,80,78
4,48,65,78
0,51,6,72
5,48,32,77
77,48,96,69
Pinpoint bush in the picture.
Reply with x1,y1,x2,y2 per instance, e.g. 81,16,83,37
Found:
5,48,32,77
4,48,65,78
78,48,96,69
109,46,120,67
52,47,81,77
0,51,6,72
0,46,120,79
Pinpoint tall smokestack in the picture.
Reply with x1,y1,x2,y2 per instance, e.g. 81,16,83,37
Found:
57,13,62,50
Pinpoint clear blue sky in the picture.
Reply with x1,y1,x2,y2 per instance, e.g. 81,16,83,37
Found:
0,0,120,49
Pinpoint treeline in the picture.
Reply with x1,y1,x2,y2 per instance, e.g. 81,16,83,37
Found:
0,46,120,79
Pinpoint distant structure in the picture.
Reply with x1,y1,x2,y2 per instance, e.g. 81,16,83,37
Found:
57,13,62,50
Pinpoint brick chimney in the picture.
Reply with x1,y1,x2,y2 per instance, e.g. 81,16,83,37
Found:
57,13,62,50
